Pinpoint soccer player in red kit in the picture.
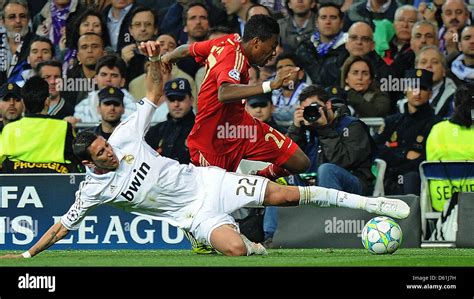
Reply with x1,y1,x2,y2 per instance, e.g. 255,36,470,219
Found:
161,14,309,179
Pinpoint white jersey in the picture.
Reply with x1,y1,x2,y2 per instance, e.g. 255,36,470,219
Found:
61,98,208,231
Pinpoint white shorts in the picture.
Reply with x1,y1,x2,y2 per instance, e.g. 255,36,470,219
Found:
190,167,269,246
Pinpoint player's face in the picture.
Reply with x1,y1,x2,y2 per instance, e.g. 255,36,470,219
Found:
88,137,120,170
253,35,278,67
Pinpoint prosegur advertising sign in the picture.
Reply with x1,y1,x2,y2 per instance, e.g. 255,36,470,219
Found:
0,174,189,250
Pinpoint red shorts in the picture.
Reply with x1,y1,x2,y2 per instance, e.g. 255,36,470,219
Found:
189,119,299,172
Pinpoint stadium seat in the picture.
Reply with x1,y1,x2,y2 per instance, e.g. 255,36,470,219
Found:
371,158,386,197
419,161,474,240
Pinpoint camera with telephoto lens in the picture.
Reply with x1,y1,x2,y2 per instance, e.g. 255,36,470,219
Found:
303,103,323,123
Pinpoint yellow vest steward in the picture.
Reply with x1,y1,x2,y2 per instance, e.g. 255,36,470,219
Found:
426,120,474,211
0,117,70,163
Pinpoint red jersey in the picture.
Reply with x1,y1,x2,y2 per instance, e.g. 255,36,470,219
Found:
188,34,255,155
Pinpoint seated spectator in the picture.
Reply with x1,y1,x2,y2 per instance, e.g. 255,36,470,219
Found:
121,6,159,84
398,45,456,118
438,0,470,56
129,33,196,114
375,69,442,195
451,26,474,88
85,86,125,140
102,0,138,53
278,0,317,53
271,53,308,131
62,8,111,76
0,76,81,173
295,3,347,87
341,55,390,117
426,86,474,211
287,84,375,195
344,21,390,82
245,93,282,132
145,78,195,165
0,82,24,133
342,0,401,32
0,0,36,84
73,54,137,123
32,0,83,55
9,36,55,85
63,32,105,106
37,60,75,121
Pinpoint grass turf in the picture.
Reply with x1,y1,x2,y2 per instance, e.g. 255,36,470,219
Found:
1,248,473,267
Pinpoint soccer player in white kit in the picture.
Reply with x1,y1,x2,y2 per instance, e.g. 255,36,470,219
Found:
0,41,410,258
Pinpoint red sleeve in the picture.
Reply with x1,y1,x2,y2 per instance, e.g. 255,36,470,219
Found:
216,47,247,86
189,39,214,64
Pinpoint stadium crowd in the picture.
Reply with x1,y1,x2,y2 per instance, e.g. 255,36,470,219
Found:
0,0,473,246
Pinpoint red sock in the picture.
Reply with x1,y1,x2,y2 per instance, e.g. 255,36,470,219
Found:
256,164,291,181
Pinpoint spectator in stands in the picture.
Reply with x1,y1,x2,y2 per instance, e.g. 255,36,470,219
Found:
0,0,36,84
426,85,474,211
278,0,317,53
36,60,75,121
73,54,136,124
245,92,282,132
177,2,211,79
63,32,105,106
246,3,272,20
342,0,401,32
32,0,83,54
221,0,257,35
128,33,197,113
401,45,456,118
287,84,375,196
451,25,474,88
418,0,444,30
439,0,470,56
62,8,111,76
87,86,125,140
271,52,308,131
375,69,441,195
0,76,81,173
121,6,159,84
9,36,55,85
295,3,347,87
0,82,24,133
344,21,390,82
145,78,195,165
341,55,391,117
410,20,439,55
103,0,138,52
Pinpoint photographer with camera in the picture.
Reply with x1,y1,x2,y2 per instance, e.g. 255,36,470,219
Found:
287,84,375,195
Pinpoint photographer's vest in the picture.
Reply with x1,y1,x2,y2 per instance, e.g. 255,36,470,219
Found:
426,120,474,211
0,117,70,173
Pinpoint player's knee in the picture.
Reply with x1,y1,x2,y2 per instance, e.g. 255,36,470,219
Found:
295,153,310,173
221,241,247,256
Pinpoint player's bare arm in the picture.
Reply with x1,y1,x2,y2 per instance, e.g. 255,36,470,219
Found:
217,66,300,104
139,41,165,105
160,44,191,72
0,221,70,259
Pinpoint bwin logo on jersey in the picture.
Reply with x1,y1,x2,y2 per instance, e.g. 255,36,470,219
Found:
228,69,240,81
121,162,151,201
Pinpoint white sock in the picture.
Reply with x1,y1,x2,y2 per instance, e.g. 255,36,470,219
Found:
299,186,368,210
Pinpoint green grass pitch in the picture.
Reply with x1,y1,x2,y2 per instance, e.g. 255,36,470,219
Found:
1,248,473,267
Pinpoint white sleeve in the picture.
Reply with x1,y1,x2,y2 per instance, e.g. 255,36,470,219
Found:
60,178,103,230
110,98,157,141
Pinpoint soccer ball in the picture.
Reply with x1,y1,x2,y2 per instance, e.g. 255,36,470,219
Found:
361,216,402,254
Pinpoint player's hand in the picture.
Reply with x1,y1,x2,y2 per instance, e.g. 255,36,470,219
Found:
159,53,173,73
270,66,300,90
0,253,24,259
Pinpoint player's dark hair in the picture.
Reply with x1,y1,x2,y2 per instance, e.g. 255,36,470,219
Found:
28,36,55,58
242,14,279,43
36,59,62,76
95,54,127,78
298,84,330,103
450,85,474,128
317,3,344,20
73,131,98,161
21,76,49,114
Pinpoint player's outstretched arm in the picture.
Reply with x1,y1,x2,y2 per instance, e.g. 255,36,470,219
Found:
160,44,191,72
0,222,70,259
139,41,165,105
217,66,300,104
